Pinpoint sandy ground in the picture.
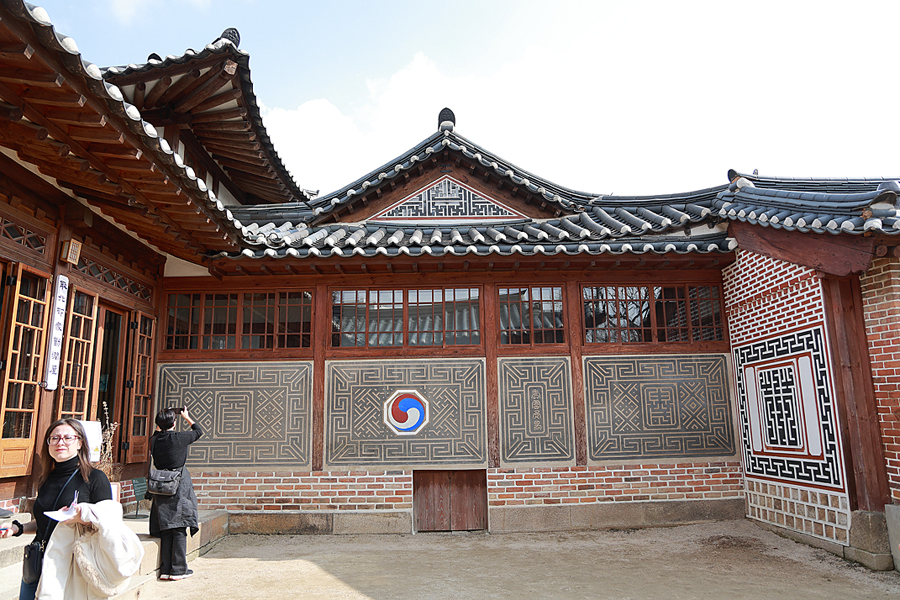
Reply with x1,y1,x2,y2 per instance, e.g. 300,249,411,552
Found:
143,520,900,599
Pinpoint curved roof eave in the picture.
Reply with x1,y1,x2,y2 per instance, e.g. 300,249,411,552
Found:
4,0,245,247
101,31,312,204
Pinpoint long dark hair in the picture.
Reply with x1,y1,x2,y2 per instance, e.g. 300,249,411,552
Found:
39,419,94,486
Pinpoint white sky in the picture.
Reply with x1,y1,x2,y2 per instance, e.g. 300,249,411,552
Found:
31,0,900,197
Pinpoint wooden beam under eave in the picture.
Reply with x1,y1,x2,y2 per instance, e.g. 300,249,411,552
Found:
156,69,201,107
18,88,85,107
190,107,247,124
729,220,874,276
42,109,106,126
178,130,246,203
175,61,237,114
190,88,241,114
0,66,64,88
142,76,172,109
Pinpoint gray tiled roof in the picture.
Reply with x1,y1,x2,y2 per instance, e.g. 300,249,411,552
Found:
715,173,900,233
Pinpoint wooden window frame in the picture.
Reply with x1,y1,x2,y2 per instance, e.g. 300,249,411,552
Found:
581,282,728,349
57,287,99,422
329,286,484,352
497,285,567,348
162,288,316,358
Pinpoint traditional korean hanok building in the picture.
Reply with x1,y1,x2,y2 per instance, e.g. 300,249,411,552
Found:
0,0,898,571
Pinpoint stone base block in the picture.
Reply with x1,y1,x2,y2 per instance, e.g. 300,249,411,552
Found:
229,512,333,535
489,498,745,533
843,546,894,571
333,511,412,535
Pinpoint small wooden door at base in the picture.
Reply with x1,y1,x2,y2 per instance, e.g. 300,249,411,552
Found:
414,470,487,532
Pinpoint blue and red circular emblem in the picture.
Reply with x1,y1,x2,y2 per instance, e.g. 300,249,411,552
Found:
384,390,429,435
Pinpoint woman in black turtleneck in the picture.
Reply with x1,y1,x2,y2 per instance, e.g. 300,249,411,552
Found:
0,419,111,600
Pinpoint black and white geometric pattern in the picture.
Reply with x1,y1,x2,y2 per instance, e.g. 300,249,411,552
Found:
325,358,486,467
584,355,734,461
371,175,526,223
758,366,802,448
498,357,574,464
157,362,312,468
733,327,845,488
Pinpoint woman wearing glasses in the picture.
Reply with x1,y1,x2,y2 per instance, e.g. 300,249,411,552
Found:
0,419,112,600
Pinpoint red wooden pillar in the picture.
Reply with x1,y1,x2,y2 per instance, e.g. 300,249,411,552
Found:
822,275,891,511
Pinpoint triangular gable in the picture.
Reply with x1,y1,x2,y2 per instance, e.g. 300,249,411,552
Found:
369,175,529,224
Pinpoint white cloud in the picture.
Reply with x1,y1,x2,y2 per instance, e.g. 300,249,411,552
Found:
108,0,142,25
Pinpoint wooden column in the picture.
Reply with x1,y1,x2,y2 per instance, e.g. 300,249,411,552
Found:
483,282,500,467
822,275,891,511
565,280,587,466
312,282,329,471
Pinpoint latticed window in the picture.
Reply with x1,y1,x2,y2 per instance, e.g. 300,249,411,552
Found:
331,287,482,348
409,288,480,346
2,268,49,440
165,290,314,351
166,293,201,350
583,284,725,343
277,291,313,348
59,290,97,421
498,286,565,345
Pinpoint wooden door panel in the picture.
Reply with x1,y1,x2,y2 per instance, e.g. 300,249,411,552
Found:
415,469,486,532
414,470,451,532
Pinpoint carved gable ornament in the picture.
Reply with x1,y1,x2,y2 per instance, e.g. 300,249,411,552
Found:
369,175,528,224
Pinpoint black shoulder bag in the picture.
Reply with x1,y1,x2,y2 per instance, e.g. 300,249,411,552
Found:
147,434,182,496
23,469,79,584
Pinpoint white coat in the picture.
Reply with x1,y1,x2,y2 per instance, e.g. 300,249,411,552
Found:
37,500,145,600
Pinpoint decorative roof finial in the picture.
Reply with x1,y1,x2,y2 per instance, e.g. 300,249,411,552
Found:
438,107,455,132
217,28,241,48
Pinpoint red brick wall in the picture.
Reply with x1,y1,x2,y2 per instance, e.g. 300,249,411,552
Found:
191,471,414,512
724,249,825,346
184,464,742,513
860,256,900,501
487,462,743,506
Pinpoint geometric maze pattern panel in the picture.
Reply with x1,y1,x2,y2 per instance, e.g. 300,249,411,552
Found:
733,327,845,489
584,355,734,462
370,175,527,224
498,357,574,465
325,358,486,468
157,362,312,468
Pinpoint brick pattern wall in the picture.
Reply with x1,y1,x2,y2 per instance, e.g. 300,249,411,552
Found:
723,249,825,346
192,471,414,512
186,464,742,513
723,249,851,545
860,256,900,501
487,462,743,506
747,479,850,543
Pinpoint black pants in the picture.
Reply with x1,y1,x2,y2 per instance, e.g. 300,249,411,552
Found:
159,527,188,575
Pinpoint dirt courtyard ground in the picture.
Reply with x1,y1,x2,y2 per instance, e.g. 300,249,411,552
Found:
144,519,900,599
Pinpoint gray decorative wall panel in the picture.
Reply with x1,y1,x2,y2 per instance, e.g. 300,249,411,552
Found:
498,357,574,464
325,358,486,467
157,362,312,468
584,355,734,461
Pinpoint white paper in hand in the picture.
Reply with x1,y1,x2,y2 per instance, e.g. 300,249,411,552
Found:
45,490,78,522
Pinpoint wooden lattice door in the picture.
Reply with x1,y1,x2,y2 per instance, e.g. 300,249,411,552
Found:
0,263,51,477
